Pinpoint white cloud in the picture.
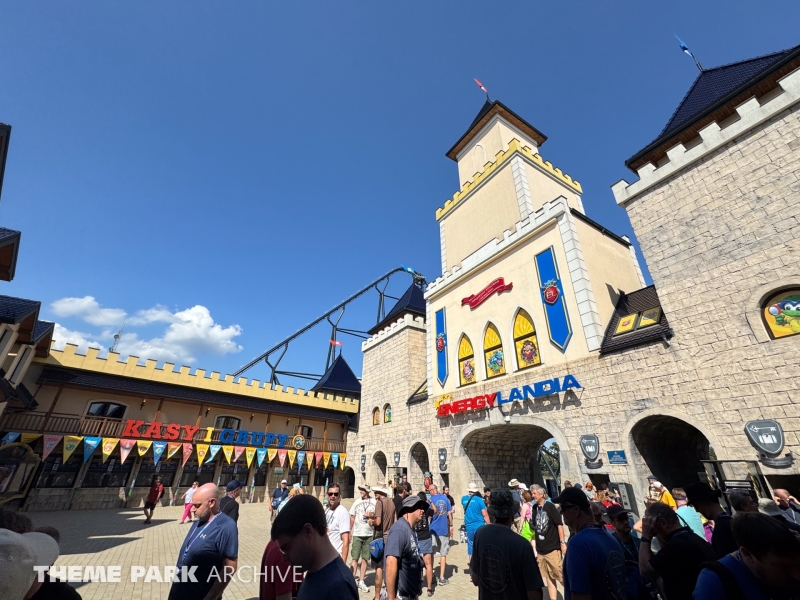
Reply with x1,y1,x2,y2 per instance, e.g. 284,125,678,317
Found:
50,299,243,365
51,296,127,327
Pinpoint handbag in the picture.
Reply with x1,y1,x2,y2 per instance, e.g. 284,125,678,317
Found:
369,538,384,561
520,503,535,541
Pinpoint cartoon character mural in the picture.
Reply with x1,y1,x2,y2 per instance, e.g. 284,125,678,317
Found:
520,339,538,366
764,290,800,339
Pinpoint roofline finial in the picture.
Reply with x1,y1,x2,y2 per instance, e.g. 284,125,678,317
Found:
675,35,704,72
474,78,491,101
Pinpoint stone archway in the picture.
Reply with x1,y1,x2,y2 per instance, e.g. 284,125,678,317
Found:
338,467,356,499
408,442,430,493
368,451,388,485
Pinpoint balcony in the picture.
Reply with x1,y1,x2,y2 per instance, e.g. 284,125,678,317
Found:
0,411,346,453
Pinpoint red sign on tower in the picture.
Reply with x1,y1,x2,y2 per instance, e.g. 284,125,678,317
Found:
542,281,560,305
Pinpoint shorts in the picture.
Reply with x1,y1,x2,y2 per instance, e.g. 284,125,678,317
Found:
432,534,450,557
537,550,563,583
144,502,157,510
417,537,433,555
351,536,372,562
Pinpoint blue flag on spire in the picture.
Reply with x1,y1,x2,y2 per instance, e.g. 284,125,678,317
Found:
675,35,703,72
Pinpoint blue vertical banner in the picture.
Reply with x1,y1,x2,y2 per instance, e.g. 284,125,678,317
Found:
534,246,573,352
435,308,448,386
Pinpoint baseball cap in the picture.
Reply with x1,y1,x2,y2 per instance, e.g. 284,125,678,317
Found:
226,480,244,491
0,529,60,600
552,487,591,509
398,494,428,517
606,505,630,520
280,479,288,484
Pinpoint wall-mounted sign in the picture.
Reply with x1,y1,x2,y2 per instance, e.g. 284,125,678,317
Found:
292,435,306,450
274,468,284,475
607,450,627,465
580,434,603,469
437,375,581,417
745,419,793,468
438,448,447,472
461,278,514,310
435,308,448,386
121,419,295,448
360,454,366,472
393,452,401,466
535,247,572,352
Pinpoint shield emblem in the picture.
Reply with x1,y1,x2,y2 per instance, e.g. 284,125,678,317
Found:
744,420,784,457
393,452,401,466
579,434,600,461
360,455,366,472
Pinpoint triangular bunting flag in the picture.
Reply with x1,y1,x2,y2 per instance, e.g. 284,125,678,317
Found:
182,443,194,467
1,432,20,446
42,435,62,461
339,452,347,469
196,444,209,463
256,448,267,467
63,436,82,461
245,447,255,468
267,448,277,463
287,450,297,468
137,440,152,456
277,449,287,467
222,446,233,464
297,451,306,468
152,441,167,466
306,451,314,469
119,440,136,464
331,452,339,468
206,444,221,463
167,442,182,459
314,451,323,466
323,452,331,468
83,437,102,462
234,446,245,463
101,438,119,463
21,433,42,445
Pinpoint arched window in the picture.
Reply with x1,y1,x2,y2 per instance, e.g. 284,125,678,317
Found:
372,408,380,426
458,334,476,386
383,404,392,423
513,309,541,370
483,323,506,378
763,288,800,339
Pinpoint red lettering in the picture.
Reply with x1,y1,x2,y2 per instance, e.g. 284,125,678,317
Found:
164,423,181,440
182,425,199,441
453,400,466,413
485,393,497,407
122,420,144,437
437,404,449,417
142,421,163,439
474,397,485,410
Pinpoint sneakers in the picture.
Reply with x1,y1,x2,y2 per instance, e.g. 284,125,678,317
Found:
437,577,449,586
357,580,369,593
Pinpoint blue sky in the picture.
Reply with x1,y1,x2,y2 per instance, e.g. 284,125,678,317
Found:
1,2,798,385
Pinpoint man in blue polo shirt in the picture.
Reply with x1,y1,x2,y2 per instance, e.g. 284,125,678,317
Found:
169,482,238,600
429,484,453,587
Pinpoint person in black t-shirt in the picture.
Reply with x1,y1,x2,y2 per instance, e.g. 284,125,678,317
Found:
531,484,564,600
470,488,544,600
393,482,411,515
219,480,242,523
639,501,715,599
271,494,357,600
685,481,737,558
411,491,435,595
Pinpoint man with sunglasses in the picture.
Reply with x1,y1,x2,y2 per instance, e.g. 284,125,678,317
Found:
325,484,351,564
553,487,628,600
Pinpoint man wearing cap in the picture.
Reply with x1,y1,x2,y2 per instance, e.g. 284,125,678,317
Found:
553,487,628,600
0,529,60,600
220,479,243,523
270,479,289,520
349,483,375,592
508,479,524,533
684,481,737,558
369,482,396,600
470,488,544,600
428,484,453,587
607,505,651,599
385,494,427,600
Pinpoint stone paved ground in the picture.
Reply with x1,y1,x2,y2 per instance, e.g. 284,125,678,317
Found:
29,502,562,600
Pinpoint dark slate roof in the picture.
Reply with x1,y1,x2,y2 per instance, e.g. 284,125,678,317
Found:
0,228,20,245
33,320,55,342
570,208,631,248
38,367,352,423
627,42,800,169
0,295,40,325
406,380,428,406
368,283,426,334
348,411,359,433
446,99,548,161
599,285,673,354
0,228,21,282
310,355,361,396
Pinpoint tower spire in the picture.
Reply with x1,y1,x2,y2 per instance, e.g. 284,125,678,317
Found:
675,35,704,72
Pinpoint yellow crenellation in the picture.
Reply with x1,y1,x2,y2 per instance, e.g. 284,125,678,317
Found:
435,139,582,220
38,343,359,413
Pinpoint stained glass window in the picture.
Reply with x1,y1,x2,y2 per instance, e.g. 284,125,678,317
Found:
384,404,392,423
763,289,800,339
372,408,380,426
458,334,476,386
483,323,506,378
513,309,541,370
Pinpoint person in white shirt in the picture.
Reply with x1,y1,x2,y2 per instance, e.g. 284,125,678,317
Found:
325,483,351,563
180,481,199,524
349,484,376,593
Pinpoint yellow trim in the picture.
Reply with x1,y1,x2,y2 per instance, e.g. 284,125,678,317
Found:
38,343,359,414
513,310,535,339
458,335,474,359
435,139,582,221
483,323,502,350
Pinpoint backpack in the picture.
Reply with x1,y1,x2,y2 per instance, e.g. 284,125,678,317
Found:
699,561,748,600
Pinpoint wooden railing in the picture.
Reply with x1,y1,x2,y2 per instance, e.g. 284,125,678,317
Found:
0,411,346,451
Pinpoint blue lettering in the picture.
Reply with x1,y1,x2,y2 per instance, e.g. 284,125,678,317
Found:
562,375,581,390
264,433,277,446
251,432,264,446
522,385,536,399
235,430,250,445
496,391,510,405
509,387,523,402
219,429,235,444
276,434,289,447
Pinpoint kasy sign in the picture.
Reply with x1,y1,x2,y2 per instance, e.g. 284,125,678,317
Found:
121,419,296,448
437,375,581,417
